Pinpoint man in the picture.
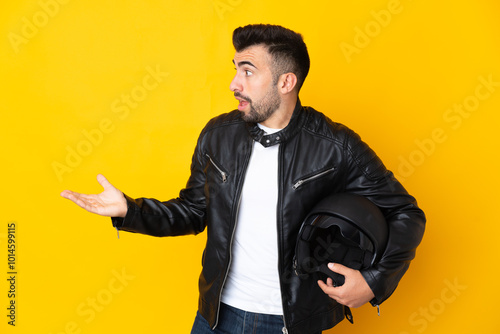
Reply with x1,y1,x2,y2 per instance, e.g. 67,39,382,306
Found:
61,24,425,334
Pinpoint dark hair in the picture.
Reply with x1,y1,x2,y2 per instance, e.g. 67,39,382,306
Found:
232,24,310,91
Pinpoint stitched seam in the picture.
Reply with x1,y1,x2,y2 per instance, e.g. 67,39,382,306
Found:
302,127,345,145
345,137,385,181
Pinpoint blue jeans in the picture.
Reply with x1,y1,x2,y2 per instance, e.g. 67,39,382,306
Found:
190,303,289,334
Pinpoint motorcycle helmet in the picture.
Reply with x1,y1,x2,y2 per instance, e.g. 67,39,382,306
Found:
293,193,388,286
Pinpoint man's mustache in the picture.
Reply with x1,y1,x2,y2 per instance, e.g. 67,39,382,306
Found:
234,92,252,103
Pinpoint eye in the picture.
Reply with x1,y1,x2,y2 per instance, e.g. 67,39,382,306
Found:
245,70,253,76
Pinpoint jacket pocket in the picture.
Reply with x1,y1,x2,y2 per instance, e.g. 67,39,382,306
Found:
205,153,228,183
292,166,336,190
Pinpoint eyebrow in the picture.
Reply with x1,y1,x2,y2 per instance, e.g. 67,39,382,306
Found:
232,59,258,69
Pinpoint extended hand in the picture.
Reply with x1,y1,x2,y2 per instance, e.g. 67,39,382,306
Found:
60,174,127,218
317,263,375,308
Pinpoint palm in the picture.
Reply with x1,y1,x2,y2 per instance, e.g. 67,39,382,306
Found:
60,174,127,218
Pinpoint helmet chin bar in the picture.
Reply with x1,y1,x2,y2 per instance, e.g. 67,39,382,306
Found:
294,223,374,286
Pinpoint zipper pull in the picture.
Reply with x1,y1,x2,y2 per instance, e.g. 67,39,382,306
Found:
292,180,303,189
206,154,228,183
376,304,380,316
116,227,120,239
344,306,354,324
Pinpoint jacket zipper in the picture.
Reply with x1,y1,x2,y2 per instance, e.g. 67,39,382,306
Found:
212,144,253,330
284,166,335,331
206,154,228,182
292,167,336,190
277,145,289,333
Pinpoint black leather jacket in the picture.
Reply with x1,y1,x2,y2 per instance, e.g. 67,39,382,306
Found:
112,100,426,333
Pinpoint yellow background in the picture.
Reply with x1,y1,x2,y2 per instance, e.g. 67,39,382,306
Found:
1,0,499,333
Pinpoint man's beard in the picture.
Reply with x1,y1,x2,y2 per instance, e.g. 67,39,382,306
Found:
236,87,281,124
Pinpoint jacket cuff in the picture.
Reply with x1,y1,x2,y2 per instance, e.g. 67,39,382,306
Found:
361,262,409,306
111,193,135,229
361,268,390,306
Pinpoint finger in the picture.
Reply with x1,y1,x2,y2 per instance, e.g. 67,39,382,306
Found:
96,174,114,191
317,279,329,292
317,280,336,299
60,190,72,199
60,190,82,202
62,191,101,211
326,277,334,287
327,263,350,275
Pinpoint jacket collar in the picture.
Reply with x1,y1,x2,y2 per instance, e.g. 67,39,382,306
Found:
246,99,305,148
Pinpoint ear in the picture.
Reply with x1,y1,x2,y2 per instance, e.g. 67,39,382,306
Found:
278,72,298,94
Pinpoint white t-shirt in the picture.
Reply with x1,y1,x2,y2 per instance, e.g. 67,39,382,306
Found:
221,124,283,315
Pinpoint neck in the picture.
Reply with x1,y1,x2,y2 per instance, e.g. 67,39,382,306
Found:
259,95,298,129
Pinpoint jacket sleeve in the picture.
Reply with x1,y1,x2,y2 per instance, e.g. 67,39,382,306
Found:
341,129,426,305
110,129,209,237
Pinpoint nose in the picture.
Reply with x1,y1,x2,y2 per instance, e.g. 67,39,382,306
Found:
230,73,241,92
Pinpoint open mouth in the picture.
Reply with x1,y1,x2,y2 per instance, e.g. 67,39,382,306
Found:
237,100,249,110
234,93,251,111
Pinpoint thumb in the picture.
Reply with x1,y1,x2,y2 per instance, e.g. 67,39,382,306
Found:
327,262,350,275
96,174,114,191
